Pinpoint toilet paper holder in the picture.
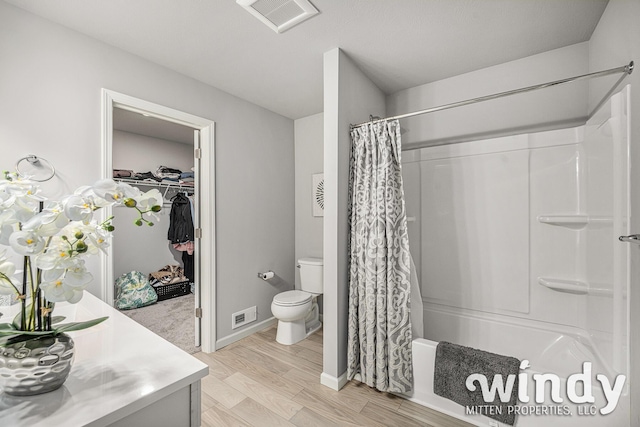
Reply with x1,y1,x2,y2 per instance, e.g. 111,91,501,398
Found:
258,271,275,280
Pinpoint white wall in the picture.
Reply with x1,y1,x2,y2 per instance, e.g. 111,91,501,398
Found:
0,2,294,346
387,42,590,148
294,113,324,288
112,130,193,280
322,48,385,389
589,1,640,425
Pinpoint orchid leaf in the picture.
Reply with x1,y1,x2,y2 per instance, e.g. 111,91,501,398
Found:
0,317,108,340
50,316,66,325
0,331,60,346
0,322,16,331
52,316,108,333
0,329,53,336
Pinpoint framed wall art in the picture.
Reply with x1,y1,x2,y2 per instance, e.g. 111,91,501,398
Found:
312,173,324,217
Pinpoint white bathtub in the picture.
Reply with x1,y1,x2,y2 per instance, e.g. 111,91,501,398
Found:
400,90,631,426
405,334,629,427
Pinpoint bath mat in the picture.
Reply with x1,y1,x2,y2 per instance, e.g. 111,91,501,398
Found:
434,341,520,425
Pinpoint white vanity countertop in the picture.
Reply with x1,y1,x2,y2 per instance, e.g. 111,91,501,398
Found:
0,292,208,427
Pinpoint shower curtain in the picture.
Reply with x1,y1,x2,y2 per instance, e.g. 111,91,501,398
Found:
347,119,413,393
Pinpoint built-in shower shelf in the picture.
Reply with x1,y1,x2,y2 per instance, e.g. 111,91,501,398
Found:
538,277,613,297
537,214,612,229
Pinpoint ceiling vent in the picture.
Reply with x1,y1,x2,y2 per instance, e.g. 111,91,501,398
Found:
237,0,319,33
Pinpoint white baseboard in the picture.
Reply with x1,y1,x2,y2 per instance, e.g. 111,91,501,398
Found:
214,317,277,350
320,371,348,391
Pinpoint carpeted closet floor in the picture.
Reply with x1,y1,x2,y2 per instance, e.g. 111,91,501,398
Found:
119,293,200,354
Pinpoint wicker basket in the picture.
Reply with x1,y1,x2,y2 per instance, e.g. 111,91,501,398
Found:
152,280,190,301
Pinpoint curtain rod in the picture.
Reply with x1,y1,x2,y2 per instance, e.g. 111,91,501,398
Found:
350,61,634,129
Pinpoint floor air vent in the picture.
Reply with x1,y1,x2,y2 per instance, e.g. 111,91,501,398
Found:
237,0,319,33
232,306,257,329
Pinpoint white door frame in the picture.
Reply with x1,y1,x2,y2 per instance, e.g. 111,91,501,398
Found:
100,89,216,353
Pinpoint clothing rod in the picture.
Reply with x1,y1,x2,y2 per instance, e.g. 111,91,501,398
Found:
351,61,634,129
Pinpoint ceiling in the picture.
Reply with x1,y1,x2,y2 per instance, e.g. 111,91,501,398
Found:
5,0,608,120
114,108,195,145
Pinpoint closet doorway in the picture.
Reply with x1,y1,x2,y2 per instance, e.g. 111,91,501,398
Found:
101,89,216,353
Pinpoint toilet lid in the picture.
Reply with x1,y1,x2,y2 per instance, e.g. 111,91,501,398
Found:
273,290,312,307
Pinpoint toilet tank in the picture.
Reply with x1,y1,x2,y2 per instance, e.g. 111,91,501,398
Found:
298,257,323,294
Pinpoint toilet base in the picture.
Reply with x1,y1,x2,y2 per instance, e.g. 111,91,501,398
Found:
275,319,322,345
275,304,322,345
306,318,321,335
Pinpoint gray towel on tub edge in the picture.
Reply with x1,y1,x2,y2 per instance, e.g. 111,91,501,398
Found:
434,341,520,426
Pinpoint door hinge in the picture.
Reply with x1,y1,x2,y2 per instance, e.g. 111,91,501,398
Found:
194,148,202,159
195,228,202,239
195,307,203,318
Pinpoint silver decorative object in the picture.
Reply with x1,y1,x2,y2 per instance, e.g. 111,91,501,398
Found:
0,333,75,396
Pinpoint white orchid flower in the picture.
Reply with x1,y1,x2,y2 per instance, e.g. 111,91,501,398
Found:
0,189,15,209
40,262,91,303
21,201,70,236
0,208,17,227
0,210,17,245
0,223,14,246
58,222,103,255
0,178,46,225
85,224,110,254
1,179,44,200
136,188,163,210
38,269,79,303
0,249,16,273
8,196,40,223
65,262,93,287
72,184,111,210
35,239,74,271
0,249,18,295
39,268,66,300
135,188,163,223
9,229,46,256
92,179,141,205
63,194,94,223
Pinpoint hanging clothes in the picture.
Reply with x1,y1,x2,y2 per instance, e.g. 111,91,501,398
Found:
168,193,194,244
182,252,194,283
168,192,195,283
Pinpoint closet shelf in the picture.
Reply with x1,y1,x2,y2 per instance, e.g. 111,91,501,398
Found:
537,214,612,229
113,177,194,196
537,277,613,297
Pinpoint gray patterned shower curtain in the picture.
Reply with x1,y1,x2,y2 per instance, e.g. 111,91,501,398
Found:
347,119,413,393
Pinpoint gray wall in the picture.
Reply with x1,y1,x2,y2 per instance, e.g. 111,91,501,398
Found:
323,48,385,388
0,2,294,346
387,42,590,148
294,113,324,288
589,1,640,425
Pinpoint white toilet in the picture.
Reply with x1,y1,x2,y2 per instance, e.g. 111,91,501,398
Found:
271,257,323,345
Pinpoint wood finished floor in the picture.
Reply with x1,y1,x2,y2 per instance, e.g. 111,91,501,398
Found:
193,326,474,427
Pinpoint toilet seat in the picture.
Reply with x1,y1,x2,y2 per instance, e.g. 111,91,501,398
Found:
273,290,312,307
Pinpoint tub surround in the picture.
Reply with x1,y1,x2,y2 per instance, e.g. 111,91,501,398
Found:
0,292,208,427
403,89,630,426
